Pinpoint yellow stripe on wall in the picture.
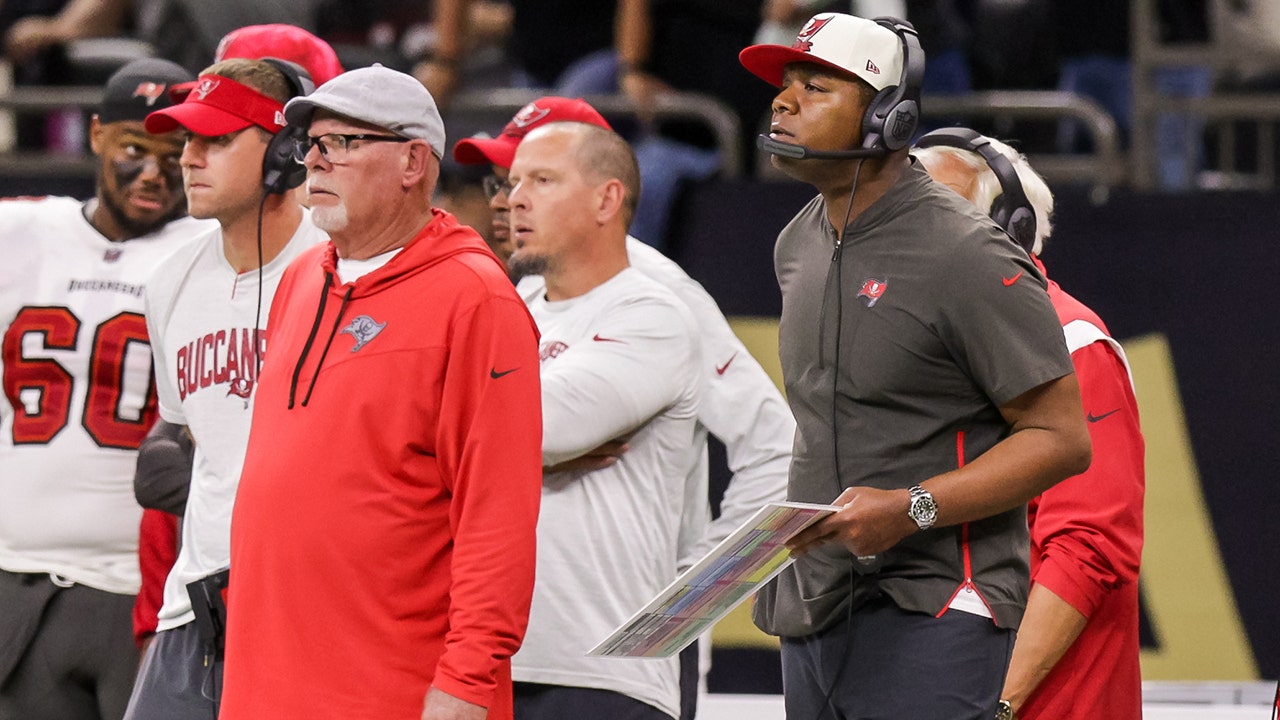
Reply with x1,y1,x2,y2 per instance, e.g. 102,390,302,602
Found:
1127,334,1258,680
714,318,784,648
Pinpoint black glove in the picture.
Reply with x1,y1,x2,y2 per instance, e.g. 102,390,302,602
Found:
134,420,194,515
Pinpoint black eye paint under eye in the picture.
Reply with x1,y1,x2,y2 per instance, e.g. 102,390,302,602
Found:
112,157,146,187
112,156,183,192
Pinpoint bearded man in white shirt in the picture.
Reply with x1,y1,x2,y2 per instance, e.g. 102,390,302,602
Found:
505,122,702,720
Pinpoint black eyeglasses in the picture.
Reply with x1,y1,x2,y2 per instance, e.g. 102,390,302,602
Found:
482,174,514,199
292,133,411,164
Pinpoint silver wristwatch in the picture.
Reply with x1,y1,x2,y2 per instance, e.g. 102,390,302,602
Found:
907,485,938,530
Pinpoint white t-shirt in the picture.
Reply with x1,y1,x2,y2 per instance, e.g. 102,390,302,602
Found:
511,267,701,719
0,196,207,593
146,212,326,630
519,238,793,569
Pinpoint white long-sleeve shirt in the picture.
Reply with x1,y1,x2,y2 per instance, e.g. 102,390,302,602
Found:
521,238,793,568
513,267,701,719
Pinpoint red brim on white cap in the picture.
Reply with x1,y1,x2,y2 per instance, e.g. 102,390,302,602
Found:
453,135,519,168
739,44,860,88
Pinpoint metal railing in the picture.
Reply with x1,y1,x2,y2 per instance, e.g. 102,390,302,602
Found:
754,90,1123,200
924,91,1124,199
1130,0,1280,189
447,88,744,177
0,84,102,177
0,85,747,179
0,81,1122,194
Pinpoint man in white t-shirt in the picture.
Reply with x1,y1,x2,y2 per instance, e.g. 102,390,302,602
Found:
453,97,794,718
505,122,702,720
121,57,327,719
0,57,203,720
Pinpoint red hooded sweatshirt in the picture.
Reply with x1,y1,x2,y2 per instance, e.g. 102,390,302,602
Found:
221,211,542,720
1021,257,1144,720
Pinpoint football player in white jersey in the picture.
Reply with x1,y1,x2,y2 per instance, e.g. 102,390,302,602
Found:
121,56,327,720
453,97,793,719
0,58,204,720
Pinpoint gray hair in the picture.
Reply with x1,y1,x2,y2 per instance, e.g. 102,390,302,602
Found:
913,138,1054,255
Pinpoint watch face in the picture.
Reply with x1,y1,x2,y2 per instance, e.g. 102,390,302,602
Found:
910,493,938,527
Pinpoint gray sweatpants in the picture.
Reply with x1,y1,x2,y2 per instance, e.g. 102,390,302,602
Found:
0,570,138,720
123,622,220,720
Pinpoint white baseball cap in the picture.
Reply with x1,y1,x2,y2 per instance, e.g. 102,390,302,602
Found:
739,13,904,92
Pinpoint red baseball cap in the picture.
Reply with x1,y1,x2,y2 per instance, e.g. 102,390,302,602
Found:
452,97,612,169
145,75,286,136
216,24,344,85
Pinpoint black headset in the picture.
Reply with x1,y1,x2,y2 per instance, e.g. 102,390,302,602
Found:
259,57,314,195
914,127,1038,253
757,16,925,160
861,17,925,154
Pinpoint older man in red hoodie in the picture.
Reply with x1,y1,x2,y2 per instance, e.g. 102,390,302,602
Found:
221,65,542,720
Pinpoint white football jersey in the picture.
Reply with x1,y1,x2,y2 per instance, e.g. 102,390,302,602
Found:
0,196,207,594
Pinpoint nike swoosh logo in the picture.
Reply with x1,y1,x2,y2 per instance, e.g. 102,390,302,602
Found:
490,367,518,379
592,334,624,343
716,353,737,376
1002,271,1024,286
1087,409,1119,423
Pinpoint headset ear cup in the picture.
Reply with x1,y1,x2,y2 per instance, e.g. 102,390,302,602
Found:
988,194,1011,231
861,86,896,153
882,98,918,150
257,58,314,195
262,126,306,195
1006,206,1037,254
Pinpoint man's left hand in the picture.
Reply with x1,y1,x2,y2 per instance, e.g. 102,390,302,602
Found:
421,687,486,720
787,486,916,558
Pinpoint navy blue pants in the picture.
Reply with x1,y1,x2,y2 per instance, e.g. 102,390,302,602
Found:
781,597,1014,720
679,640,698,720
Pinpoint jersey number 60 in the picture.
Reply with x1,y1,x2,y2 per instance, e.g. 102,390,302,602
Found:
2,306,158,449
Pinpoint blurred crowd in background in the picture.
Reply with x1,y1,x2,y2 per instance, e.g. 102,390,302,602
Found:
12,0,1280,247
0,0,1219,153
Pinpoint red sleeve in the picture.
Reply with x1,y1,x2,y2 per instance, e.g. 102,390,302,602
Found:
431,290,543,709
133,508,180,647
1029,340,1145,619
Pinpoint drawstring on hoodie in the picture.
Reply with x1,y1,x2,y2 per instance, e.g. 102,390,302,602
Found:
289,272,341,409
299,285,352,407
284,212,485,409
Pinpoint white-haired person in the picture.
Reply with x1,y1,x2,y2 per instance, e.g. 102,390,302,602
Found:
915,128,1145,720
